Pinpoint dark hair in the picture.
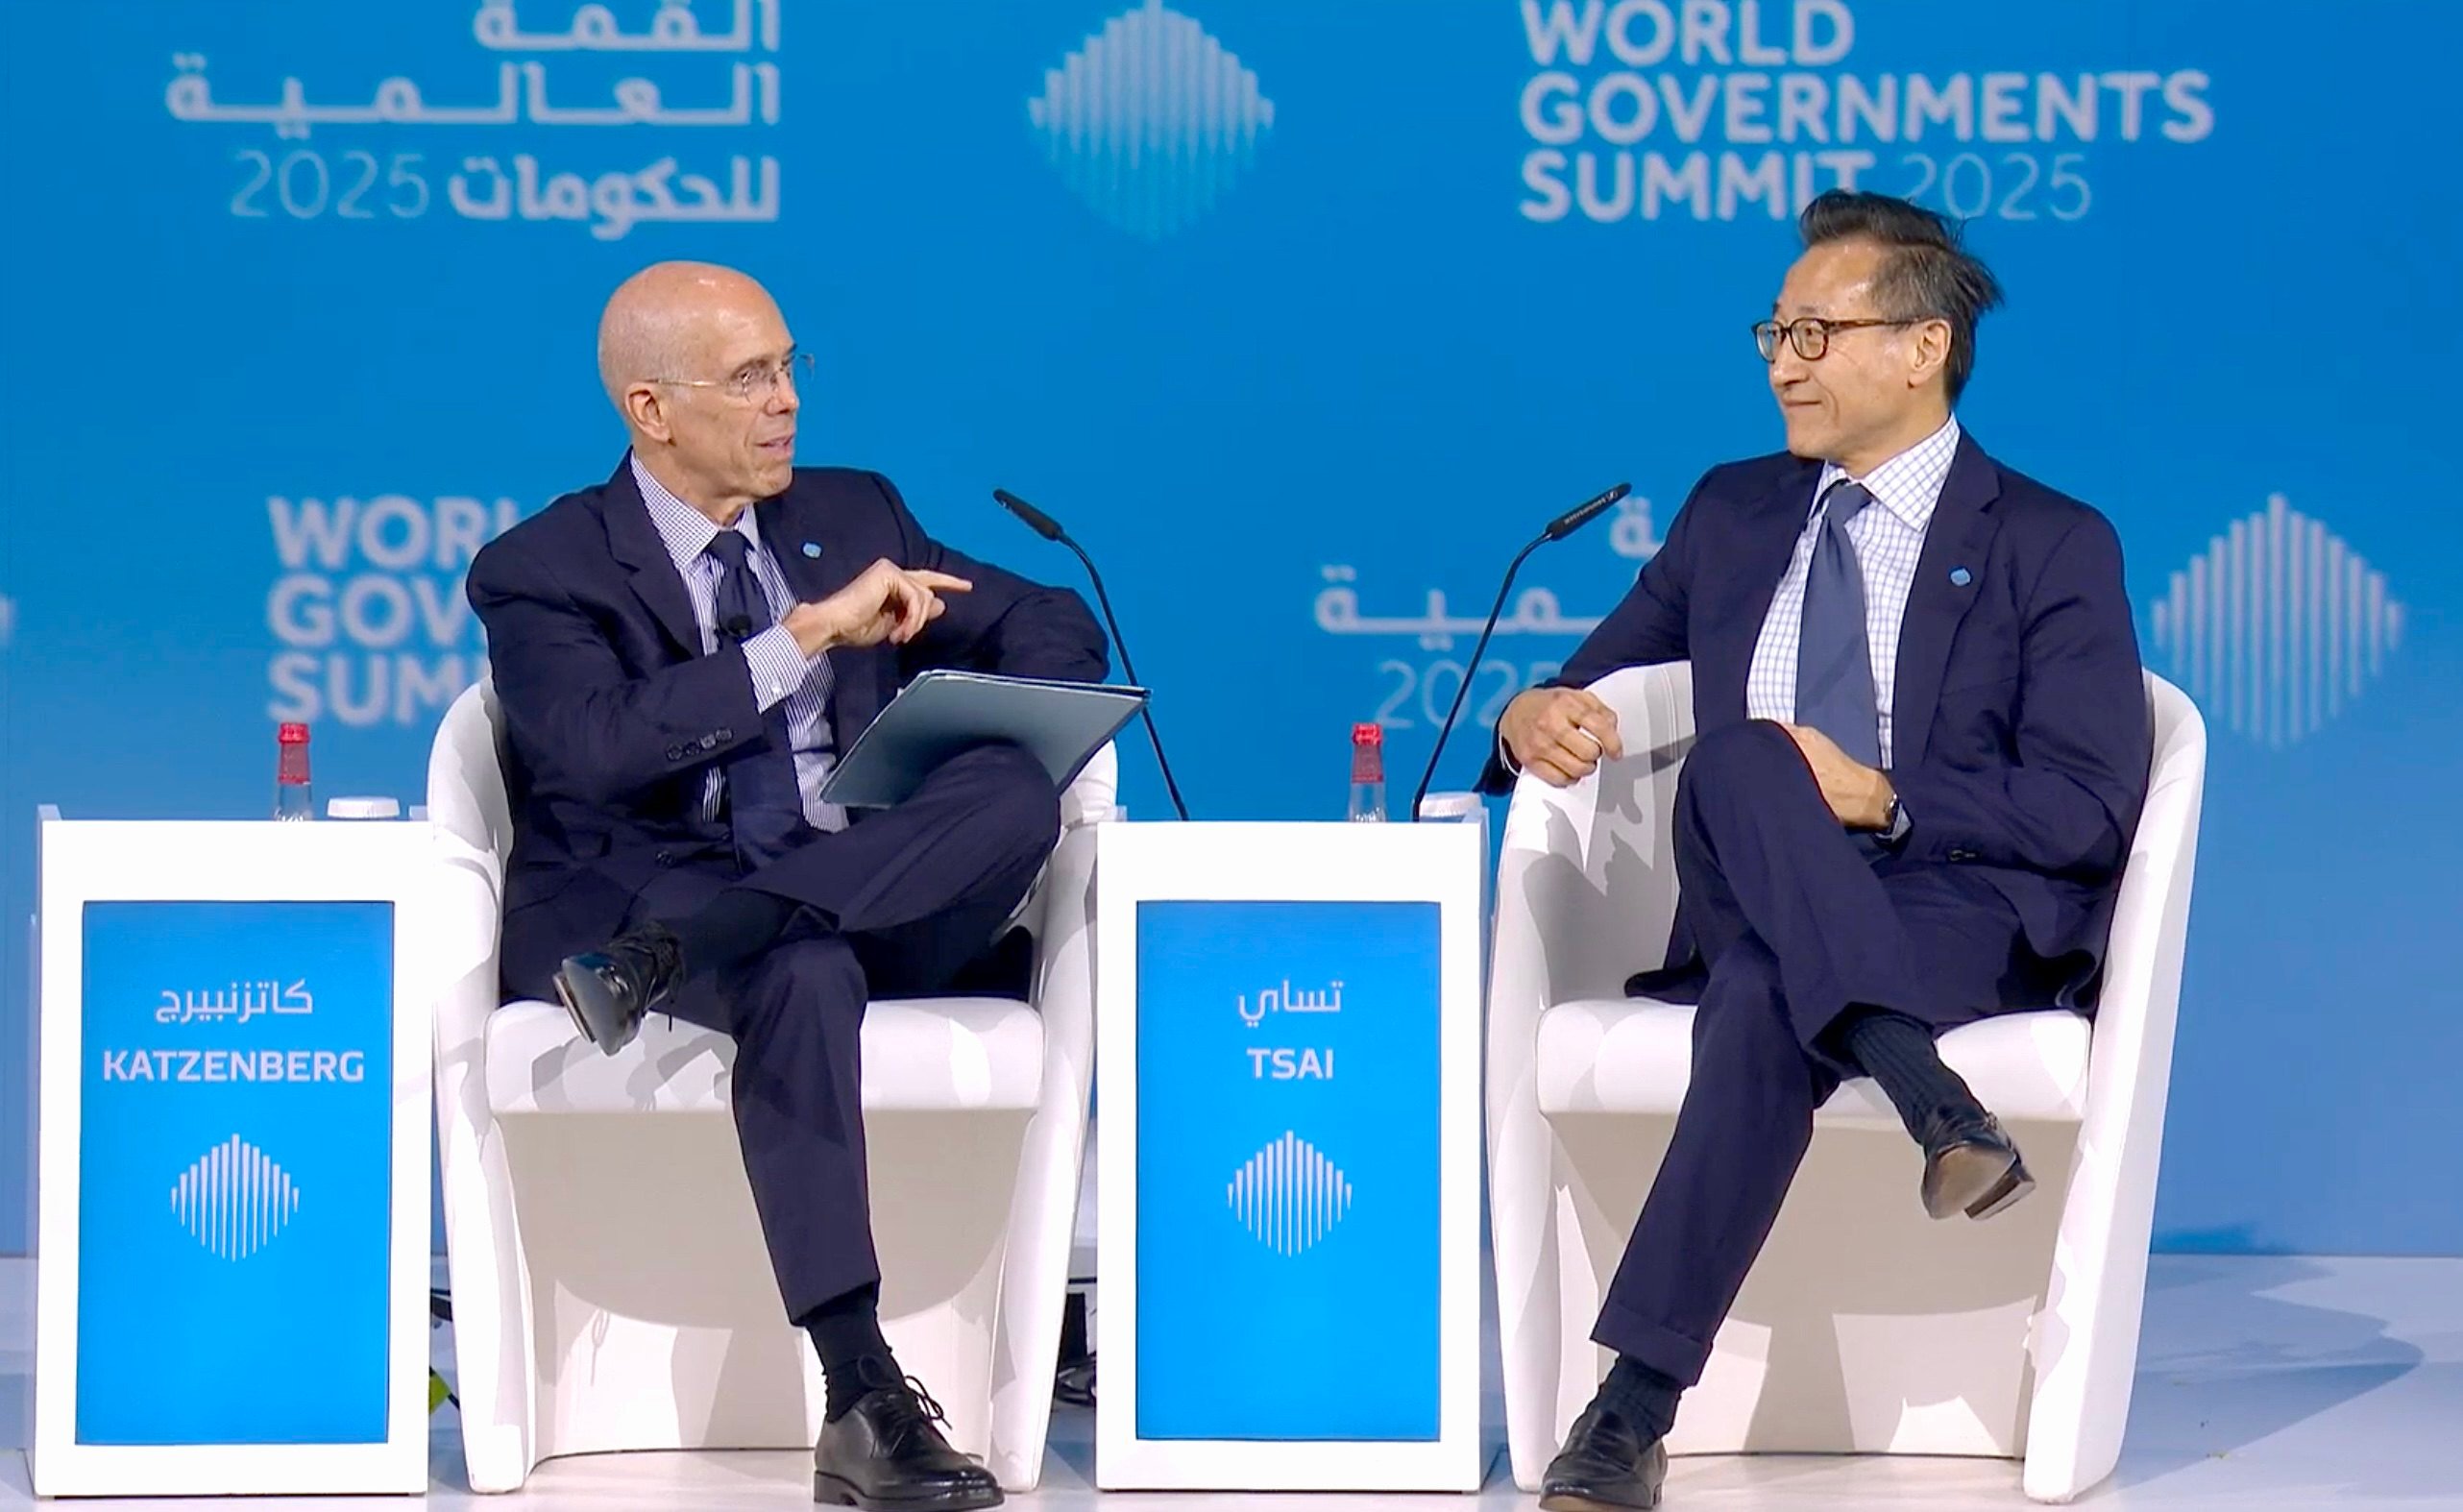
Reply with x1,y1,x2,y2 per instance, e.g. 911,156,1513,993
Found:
1798,190,2004,402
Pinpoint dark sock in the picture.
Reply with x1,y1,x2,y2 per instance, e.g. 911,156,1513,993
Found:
1599,1354,1682,1443
1841,1009,1982,1141
663,888,796,981
804,1284,895,1422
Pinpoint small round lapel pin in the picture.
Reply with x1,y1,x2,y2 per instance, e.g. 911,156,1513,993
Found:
1949,567,1973,587
801,542,822,558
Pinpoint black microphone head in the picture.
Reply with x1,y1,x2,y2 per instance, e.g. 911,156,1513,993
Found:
1544,481,1632,541
992,488,1066,542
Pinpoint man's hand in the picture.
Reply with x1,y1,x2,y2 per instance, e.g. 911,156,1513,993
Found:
1778,722,1894,829
1499,687,1625,788
784,559,973,656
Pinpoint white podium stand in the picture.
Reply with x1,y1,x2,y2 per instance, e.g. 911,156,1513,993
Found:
1094,820,1484,1491
32,817,439,1497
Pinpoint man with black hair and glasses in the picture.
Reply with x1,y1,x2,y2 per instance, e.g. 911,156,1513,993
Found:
1488,192,2152,1509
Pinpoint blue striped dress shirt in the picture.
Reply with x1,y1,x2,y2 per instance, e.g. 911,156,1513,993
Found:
631,455,846,834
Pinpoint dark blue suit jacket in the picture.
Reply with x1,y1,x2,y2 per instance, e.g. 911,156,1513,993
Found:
1486,433,2153,1007
467,459,1109,999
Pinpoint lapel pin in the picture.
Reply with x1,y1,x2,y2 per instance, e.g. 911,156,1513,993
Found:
801,542,821,558
1949,567,1972,587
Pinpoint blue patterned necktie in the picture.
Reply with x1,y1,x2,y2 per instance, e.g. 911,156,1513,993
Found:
1793,479,1882,769
705,529,807,870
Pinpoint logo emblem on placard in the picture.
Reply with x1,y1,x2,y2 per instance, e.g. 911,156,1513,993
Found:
2149,495,2404,748
1227,1131,1352,1256
1028,0,1275,239
170,1135,301,1261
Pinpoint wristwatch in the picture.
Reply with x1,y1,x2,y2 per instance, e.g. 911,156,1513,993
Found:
1879,792,1913,847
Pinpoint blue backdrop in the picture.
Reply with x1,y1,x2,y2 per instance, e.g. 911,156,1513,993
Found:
3,1,2455,1257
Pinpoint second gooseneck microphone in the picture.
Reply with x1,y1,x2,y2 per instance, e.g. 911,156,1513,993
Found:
1406,482,1630,822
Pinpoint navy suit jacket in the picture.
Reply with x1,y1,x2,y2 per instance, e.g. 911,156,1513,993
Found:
1484,433,2153,1008
467,459,1109,999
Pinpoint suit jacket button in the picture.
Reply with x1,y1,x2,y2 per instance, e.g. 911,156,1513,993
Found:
655,849,674,867
717,727,734,741
1950,847,1977,862
665,745,684,762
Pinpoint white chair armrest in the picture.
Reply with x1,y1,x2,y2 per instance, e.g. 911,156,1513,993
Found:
1488,661,1695,1488
2021,681,2207,1501
430,836,502,1071
988,813,1099,1489
427,831,539,1490
1058,743,1119,834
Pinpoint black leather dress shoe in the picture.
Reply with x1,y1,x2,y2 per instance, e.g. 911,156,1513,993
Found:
1539,1400,1669,1511
814,1375,1002,1510
1921,1110,2035,1220
551,922,683,1058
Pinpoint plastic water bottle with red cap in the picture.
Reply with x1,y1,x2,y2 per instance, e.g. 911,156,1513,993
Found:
275,722,315,821
1348,722,1386,822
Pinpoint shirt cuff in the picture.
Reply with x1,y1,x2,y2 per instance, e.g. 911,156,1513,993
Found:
742,625,813,713
1496,730,1524,778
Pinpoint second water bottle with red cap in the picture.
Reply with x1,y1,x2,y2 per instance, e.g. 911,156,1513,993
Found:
274,722,314,820
1348,722,1386,822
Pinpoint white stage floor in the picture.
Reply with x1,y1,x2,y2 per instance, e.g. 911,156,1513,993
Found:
4,1255,2456,1508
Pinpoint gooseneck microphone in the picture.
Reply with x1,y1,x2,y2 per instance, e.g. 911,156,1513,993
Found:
993,488,1193,822
1407,481,1630,823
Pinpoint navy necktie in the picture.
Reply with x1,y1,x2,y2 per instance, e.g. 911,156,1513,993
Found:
1794,479,1883,769
705,529,806,871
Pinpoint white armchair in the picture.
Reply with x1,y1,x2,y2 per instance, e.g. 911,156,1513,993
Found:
1487,663,2207,1503
425,680,1106,1494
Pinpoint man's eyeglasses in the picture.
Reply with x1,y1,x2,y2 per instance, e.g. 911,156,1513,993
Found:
1751,317,1923,363
646,350,815,403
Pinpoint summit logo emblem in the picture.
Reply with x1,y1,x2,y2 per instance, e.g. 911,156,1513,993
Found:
2149,495,2404,748
1227,1131,1352,1256
1028,0,1275,239
171,1135,301,1262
